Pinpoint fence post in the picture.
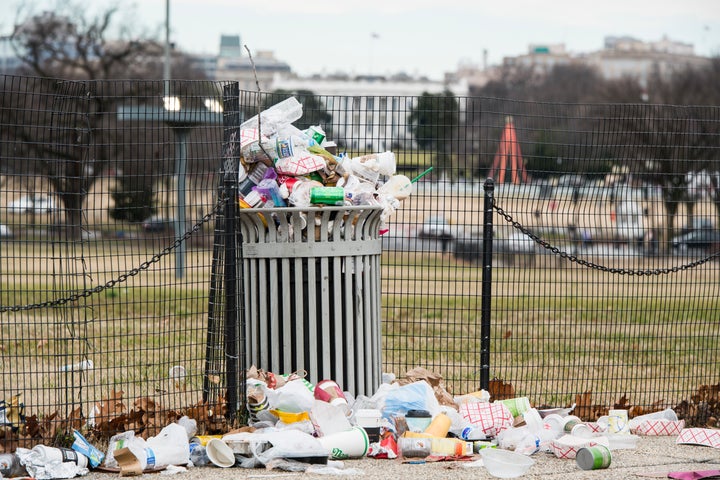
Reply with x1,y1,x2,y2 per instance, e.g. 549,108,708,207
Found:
480,177,495,391
221,82,242,422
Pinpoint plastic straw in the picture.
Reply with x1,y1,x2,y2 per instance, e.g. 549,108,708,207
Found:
411,166,434,183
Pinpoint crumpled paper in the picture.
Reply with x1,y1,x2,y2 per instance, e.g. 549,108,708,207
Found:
16,447,89,480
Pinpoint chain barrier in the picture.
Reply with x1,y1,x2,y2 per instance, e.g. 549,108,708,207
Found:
492,198,720,275
0,196,228,313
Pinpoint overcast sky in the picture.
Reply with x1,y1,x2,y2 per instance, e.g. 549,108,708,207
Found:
5,0,720,80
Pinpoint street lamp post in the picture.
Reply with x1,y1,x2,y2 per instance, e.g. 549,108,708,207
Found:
117,102,223,278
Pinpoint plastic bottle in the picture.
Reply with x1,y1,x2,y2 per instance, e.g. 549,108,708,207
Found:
0,453,26,477
460,426,487,441
189,443,210,466
255,179,286,207
240,97,303,137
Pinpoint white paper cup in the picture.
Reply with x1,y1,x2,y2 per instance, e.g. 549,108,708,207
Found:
205,438,235,468
608,409,630,434
317,426,369,459
32,445,88,468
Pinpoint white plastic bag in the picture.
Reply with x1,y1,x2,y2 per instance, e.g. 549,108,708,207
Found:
146,423,190,467
268,379,315,413
381,381,440,420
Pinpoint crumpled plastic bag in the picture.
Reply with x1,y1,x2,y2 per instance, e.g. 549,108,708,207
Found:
267,379,315,413
146,423,190,467
380,381,441,420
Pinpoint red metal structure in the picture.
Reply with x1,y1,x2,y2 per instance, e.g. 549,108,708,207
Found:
488,116,529,184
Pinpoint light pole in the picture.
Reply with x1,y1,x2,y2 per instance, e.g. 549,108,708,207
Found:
164,0,171,99
117,101,223,278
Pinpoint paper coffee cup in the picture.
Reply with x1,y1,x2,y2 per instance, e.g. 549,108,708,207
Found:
317,426,369,460
32,445,88,468
608,409,629,434
205,438,235,468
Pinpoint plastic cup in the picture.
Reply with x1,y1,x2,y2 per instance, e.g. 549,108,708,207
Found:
378,175,412,200
405,409,432,433
376,151,397,176
205,438,235,468
317,426,369,459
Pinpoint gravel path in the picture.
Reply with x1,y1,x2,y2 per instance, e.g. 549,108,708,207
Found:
78,435,720,480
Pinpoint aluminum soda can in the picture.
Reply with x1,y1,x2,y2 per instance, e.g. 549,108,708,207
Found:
310,186,345,205
576,445,611,470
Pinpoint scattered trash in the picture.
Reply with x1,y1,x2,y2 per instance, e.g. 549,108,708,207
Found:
236,97,413,233
677,428,720,448
0,452,26,477
0,394,25,432
0,368,714,478
59,360,94,373
575,445,612,470
71,429,104,468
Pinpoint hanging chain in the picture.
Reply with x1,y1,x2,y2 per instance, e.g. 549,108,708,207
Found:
0,196,228,313
492,198,720,275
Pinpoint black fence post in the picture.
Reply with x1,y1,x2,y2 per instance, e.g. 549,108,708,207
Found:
480,178,495,391
221,82,241,423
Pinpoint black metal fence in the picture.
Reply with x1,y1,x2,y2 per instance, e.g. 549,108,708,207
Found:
1,76,719,446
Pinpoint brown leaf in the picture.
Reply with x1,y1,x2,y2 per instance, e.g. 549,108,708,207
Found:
503,330,512,339
614,394,630,409
574,391,593,420
488,378,515,401
36,339,49,350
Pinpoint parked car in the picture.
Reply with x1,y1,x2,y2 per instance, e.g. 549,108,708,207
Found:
142,215,174,233
418,216,452,239
672,229,720,254
7,195,56,214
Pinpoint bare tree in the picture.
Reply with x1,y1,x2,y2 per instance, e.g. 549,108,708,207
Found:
4,1,207,239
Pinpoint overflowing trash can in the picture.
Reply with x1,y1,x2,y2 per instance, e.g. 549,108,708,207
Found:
238,205,383,397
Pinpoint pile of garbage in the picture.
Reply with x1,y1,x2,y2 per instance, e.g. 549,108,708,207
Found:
4,367,720,478
235,97,415,231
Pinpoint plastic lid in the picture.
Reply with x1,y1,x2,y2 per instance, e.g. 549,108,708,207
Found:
406,409,431,418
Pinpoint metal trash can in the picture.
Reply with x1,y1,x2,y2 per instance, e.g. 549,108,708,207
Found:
238,205,383,396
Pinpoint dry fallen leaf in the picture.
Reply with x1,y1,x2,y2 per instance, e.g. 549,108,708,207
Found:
488,378,515,401
574,391,593,420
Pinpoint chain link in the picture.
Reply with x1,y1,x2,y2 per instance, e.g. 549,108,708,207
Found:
492,197,720,275
0,196,228,313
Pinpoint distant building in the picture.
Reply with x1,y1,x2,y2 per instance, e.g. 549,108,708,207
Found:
586,35,709,88
189,34,291,91
491,35,711,89
272,73,468,151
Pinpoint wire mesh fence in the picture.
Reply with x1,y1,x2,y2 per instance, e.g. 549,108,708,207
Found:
1,76,719,446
